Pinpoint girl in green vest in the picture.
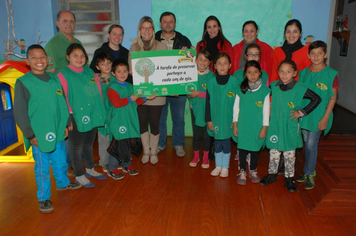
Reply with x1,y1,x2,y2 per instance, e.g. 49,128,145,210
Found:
260,60,320,192
188,50,213,169
57,43,107,188
206,53,239,178
232,60,270,185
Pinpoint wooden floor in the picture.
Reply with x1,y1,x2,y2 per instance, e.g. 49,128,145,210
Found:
1,135,356,236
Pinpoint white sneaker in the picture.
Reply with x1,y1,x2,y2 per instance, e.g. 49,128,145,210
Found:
211,167,221,176
175,146,185,157
157,146,165,154
220,168,229,177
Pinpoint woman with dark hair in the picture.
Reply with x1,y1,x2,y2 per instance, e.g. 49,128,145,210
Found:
90,24,129,73
270,19,310,82
232,20,273,76
196,16,234,74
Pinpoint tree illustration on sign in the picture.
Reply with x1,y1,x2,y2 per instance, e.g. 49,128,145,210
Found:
135,58,155,83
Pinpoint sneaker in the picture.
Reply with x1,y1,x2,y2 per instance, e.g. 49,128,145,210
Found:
220,168,229,177
284,177,297,192
189,156,200,167
237,170,247,185
102,165,108,172
57,182,82,191
297,170,316,183
211,167,221,176
234,151,239,160
175,146,185,157
249,170,260,183
157,146,165,154
304,175,315,190
39,200,54,213
107,169,125,180
122,165,139,176
117,162,123,170
67,166,75,178
259,174,277,186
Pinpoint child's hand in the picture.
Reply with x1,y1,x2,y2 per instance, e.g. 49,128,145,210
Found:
65,128,69,138
259,126,267,139
207,121,214,131
181,46,188,51
233,122,238,137
289,110,302,120
30,137,38,147
318,117,328,130
130,94,138,102
146,94,156,100
188,90,199,98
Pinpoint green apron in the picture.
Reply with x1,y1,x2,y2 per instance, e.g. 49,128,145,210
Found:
233,85,270,151
98,74,115,136
190,71,213,127
299,66,338,135
18,72,69,152
109,82,140,140
267,81,307,151
60,67,106,132
207,75,238,140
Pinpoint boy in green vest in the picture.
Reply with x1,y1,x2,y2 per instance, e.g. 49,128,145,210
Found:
297,41,339,190
14,45,81,214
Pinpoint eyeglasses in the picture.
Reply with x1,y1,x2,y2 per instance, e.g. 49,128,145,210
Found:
141,26,153,31
246,53,260,58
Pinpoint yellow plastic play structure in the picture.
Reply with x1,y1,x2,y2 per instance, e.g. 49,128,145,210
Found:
0,61,33,162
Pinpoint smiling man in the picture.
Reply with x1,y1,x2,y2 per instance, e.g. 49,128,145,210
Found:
155,12,192,157
45,11,81,73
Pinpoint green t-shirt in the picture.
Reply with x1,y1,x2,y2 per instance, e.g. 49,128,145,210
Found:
190,71,214,127
266,81,307,151
45,32,81,72
206,75,239,140
299,66,338,135
108,82,140,140
17,72,69,152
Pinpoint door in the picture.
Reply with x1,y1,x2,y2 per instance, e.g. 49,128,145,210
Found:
0,83,18,151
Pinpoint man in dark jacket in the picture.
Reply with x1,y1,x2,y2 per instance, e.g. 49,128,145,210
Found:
155,12,192,157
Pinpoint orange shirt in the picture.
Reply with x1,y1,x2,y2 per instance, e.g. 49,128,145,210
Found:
270,45,310,82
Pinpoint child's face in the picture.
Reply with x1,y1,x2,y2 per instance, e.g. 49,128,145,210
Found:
112,65,129,83
196,54,210,72
245,66,261,83
308,48,327,67
26,48,48,74
96,59,112,76
214,56,231,75
245,47,261,62
66,49,86,69
278,63,297,84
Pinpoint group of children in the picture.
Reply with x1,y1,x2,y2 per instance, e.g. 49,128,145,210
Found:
14,44,152,213
188,40,338,193
14,37,337,214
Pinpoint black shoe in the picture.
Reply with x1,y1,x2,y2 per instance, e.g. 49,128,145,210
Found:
278,155,284,175
39,200,54,213
284,177,297,192
259,174,277,186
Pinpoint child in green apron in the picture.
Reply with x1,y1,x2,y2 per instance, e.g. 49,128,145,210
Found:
260,60,321,192
232,60,270,185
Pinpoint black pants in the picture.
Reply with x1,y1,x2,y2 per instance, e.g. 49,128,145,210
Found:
239,149,259,171
191,109,210,151
137,105,163,135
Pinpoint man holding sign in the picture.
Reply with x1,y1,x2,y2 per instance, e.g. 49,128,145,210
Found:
155,12,192,157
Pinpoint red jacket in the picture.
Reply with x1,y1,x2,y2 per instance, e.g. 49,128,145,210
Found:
232,38,273,76
270,45,310,83
196,39,234,75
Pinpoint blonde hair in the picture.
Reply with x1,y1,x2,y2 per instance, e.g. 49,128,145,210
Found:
135,16,156,51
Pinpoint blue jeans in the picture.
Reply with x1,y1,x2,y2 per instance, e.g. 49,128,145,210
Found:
32,141,70,201
302,129,322,176
158,96,186,148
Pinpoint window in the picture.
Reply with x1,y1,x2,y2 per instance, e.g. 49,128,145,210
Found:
58,0,120,61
